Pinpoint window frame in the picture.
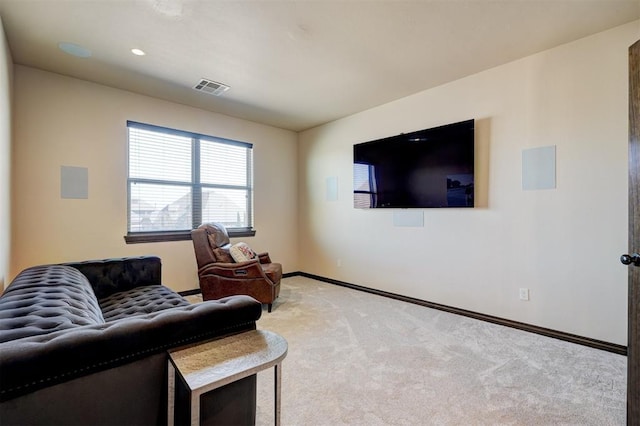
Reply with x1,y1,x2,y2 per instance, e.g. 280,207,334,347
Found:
124,121,256,244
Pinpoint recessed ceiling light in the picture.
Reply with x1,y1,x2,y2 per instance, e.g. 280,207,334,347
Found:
131,48,146,56
58,42,92,58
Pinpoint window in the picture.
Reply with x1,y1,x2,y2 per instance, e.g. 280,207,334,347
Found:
126,121,254,243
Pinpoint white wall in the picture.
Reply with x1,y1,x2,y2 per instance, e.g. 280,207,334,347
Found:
0,17,12,292
11,67,298,292
298,21,640,345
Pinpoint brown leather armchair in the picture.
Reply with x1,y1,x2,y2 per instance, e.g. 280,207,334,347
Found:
191,223,282,312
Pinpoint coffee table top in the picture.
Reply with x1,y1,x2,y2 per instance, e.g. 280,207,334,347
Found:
168,329,288,393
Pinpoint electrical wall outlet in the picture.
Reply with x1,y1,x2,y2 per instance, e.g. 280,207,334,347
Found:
337,259,342,268
519,288,530,301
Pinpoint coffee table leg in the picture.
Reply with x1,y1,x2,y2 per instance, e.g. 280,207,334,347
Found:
275,363,282,426
191,392,200,426
168,363,175,426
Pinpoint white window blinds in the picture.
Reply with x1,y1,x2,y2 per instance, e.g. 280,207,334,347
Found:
127,121,253,234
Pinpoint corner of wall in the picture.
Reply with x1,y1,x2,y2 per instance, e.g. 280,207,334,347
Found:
0,16,14,292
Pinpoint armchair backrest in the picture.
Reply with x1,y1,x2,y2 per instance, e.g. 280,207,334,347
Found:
191,222,233,268
200,222,230,248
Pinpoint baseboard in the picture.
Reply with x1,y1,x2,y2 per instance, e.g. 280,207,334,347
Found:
292,272,628,356
178,288,202,297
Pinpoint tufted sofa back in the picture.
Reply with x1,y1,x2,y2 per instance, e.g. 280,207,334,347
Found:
64,256,162,300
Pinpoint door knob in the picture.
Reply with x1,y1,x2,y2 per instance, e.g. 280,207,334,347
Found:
620,253,640,266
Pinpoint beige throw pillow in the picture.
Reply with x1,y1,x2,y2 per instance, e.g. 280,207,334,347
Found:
229,242,258,263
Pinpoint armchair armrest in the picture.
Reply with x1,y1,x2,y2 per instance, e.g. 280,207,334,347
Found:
199,260,274,283
257,252,272,264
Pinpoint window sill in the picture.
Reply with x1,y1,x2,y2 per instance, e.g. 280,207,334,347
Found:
124,228,256,244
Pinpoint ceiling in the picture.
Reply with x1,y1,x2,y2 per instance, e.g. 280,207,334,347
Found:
0,1,638,132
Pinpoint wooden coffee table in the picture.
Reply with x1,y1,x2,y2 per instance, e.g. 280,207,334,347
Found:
167,329,288,426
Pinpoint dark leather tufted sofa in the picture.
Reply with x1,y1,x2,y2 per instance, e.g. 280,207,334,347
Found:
0,256,262,426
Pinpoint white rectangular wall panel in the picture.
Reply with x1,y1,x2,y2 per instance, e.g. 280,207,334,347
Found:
60,166,88,199
522,145,556,190
393,210,424,227
326,176,338,201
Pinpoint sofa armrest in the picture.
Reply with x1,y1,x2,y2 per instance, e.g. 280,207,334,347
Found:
0,295,262,402
64,256,162,299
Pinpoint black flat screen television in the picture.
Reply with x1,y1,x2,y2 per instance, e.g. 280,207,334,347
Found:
353,119,475,208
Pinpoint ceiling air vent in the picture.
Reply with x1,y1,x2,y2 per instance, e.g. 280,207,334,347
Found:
193,78,230,96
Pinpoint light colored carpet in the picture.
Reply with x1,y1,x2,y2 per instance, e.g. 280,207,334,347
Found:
190,276,627,425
